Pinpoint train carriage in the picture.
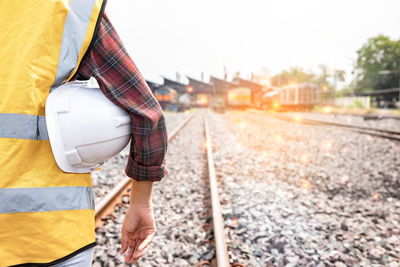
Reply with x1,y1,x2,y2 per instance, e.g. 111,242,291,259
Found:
226,87,252,108
154,86,179,110
194,93,210,107
258,83,319,111
261,90,280,109
278,83,319,110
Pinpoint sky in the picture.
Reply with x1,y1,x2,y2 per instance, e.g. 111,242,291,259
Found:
106,0,400,86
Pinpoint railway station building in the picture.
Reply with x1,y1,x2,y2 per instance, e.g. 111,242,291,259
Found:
357,88,400,109
209,76,237,106
187,77,213,107
163,77,189,95
232,77,265,106
146,80,161,93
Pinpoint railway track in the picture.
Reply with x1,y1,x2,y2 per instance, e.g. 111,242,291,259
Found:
275,114,400,142
204,114,230,266
95,113,195,228
203,112,249,267
248,109,400,142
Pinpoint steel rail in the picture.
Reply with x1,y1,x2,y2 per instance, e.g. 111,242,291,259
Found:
278,114,400,135
247,109,400,142
272,114,400,142
204,114,230,267
95,112,195,228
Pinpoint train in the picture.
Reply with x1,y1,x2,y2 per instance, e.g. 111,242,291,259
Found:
254,83,320,111
154,86,178,108
258,90,280,109
154,86,191,111
195,82,319,111
194,93,210,107
226,87,252,108
150,78,320,112
273,83,319,111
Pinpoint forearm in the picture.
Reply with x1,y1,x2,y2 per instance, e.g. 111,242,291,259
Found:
130,180,153,207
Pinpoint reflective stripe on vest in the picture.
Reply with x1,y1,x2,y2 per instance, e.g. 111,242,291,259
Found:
0,187,94,214
0,113,48,140
50,0,98,91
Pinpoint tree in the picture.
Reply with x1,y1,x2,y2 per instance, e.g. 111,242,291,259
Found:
315,64,331,88
234,71,241,78
354,35,400,92
270,65,336,90
271,67,314,86
334,70,346,82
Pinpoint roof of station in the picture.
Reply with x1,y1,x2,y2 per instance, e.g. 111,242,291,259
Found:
187,77,213,94
232,77,265,92
145,80,160,92
162,77,188,94
209,76,238,93
356,88,400,96
280,82,320,89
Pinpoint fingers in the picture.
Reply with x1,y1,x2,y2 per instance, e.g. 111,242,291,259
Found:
121,229,129,254
129,245,150,264
135,244,151,259
125,239,137,263
129,234,154,263
124,236,152,264
121,231,155,263
138,233,154,251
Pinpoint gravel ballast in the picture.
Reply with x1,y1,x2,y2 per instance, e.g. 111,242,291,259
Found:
208,110,400,266
91,109,400,266
293,112,400,132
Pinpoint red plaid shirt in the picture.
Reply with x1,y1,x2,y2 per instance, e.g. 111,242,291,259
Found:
75,14,167,182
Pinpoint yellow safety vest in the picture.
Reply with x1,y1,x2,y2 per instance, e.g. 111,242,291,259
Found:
0,0,105,265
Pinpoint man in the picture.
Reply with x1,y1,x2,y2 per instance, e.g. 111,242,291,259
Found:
0,1,167,266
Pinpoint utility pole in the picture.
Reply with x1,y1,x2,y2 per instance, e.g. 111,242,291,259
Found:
222,57,227,81
398,77,400,108
333,70,337,106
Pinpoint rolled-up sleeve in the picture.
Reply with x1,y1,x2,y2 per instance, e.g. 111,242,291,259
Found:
74,14,167,182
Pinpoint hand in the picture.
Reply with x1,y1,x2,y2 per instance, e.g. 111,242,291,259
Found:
121,205,156,263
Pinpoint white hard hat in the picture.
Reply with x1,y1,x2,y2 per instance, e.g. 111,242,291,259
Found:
46,79,131,173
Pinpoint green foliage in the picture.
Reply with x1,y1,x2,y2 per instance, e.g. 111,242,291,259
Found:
336,86,353,97
314,64,330,87
354,35,400,92
334,70,346,82
270,66,314,86
352,99,364,108
271,65,346,90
